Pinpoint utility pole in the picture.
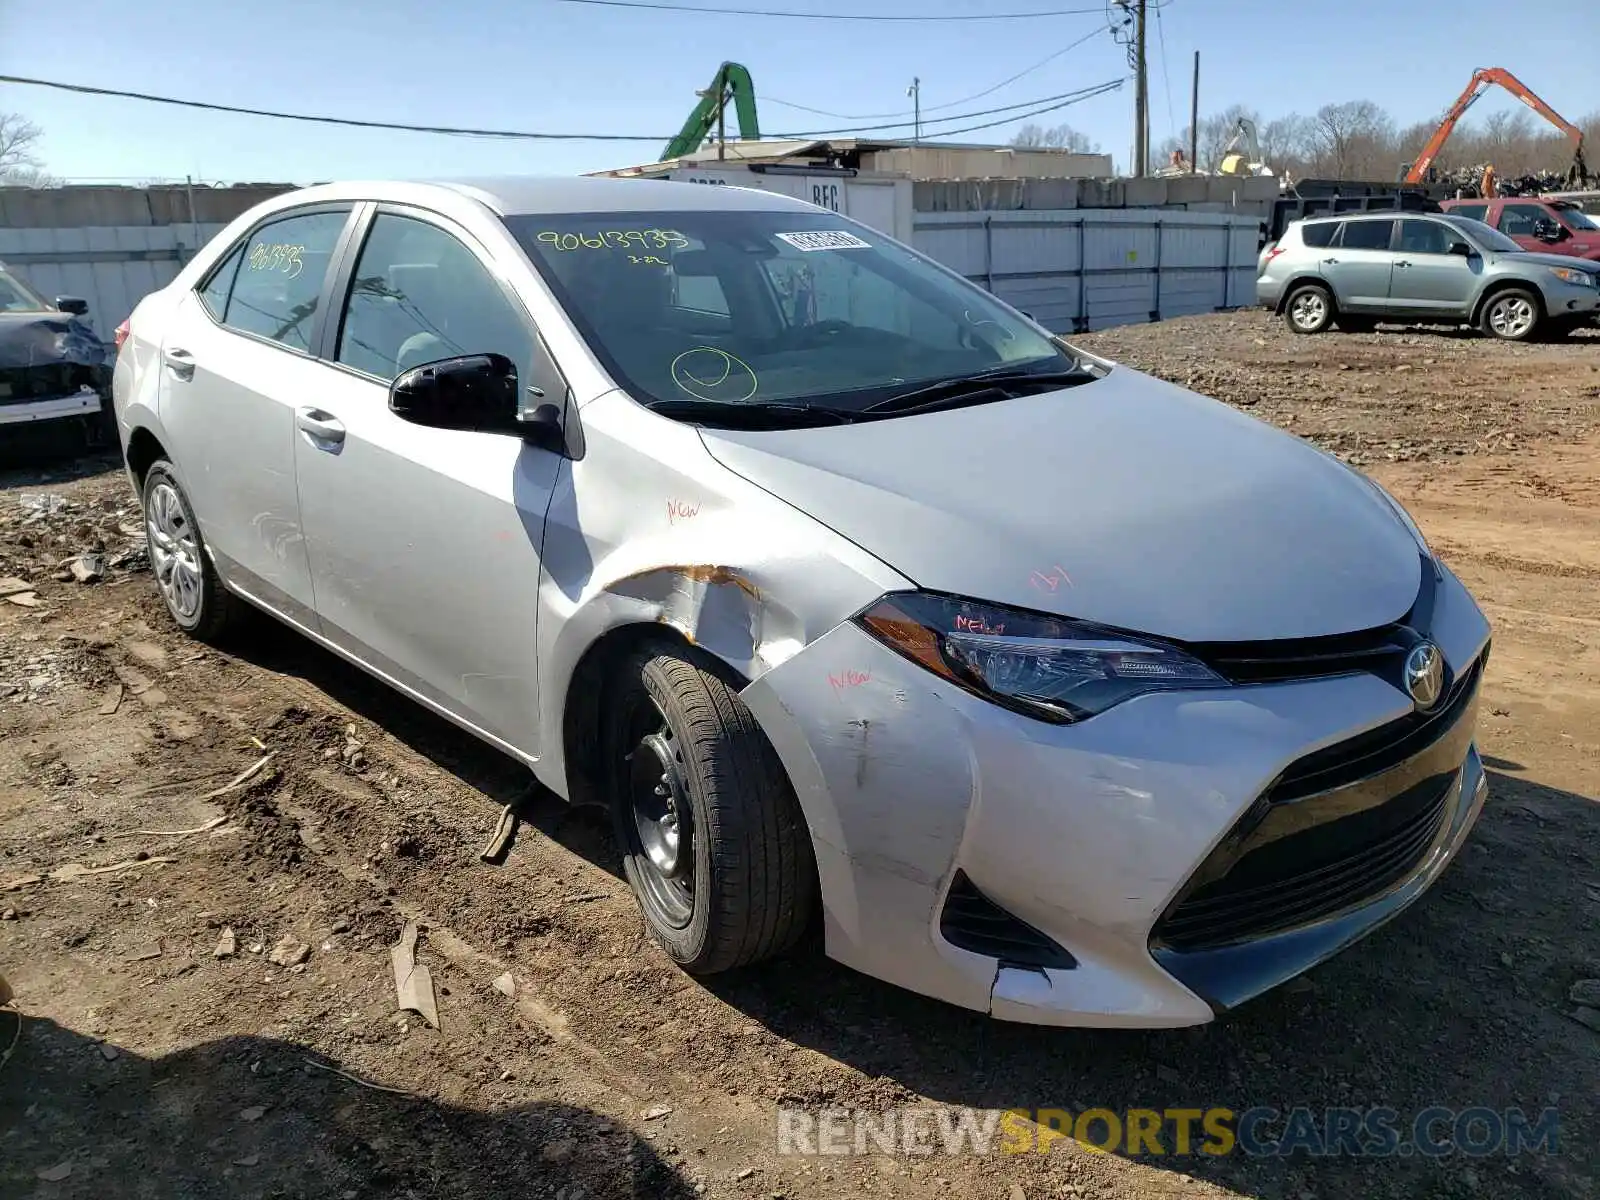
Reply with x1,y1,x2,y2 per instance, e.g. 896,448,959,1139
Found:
908,77,921,144
1189,51,1200,173
1133,0,1149,176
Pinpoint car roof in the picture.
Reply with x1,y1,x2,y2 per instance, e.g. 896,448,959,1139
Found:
279,175,816,216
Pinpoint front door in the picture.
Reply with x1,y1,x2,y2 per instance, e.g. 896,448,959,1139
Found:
1321,219,1395,312
1386,219,1479,317
1495,202,1578,257
291,208,565,760
156,206,354,625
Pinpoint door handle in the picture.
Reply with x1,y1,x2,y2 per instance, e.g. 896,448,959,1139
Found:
1321,257,1339,265
163,348,196,380
1395,260,1412,268
295,407,346,447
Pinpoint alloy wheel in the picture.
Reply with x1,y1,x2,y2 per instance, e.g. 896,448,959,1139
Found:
146,481,203,622
1488,295,1535,339
1290,291,1327,331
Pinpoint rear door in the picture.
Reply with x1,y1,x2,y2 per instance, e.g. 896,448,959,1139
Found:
290,205,567,759
1387,219,1477,317
1319,219,1395,312
156,205,357,626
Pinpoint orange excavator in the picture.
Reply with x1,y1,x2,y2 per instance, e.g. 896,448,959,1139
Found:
1403,67,1593,190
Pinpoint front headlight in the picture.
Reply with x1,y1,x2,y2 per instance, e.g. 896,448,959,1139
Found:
856,592,1226,724
1548,266,1597,287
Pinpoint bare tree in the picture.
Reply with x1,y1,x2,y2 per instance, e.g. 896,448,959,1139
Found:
0,113,45,181
1304,100,1394,179
1009,123,1100,153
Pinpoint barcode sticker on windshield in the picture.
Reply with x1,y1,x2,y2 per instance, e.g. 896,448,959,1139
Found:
775,231,872,252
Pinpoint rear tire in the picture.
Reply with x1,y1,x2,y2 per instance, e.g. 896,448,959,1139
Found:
141,460,240,643
1284,284,1335,334
1479,287,1542,342
604,645,816,974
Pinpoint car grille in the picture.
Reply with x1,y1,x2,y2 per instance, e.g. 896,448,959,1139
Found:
1154,772,1453,951
1151,650,1483,953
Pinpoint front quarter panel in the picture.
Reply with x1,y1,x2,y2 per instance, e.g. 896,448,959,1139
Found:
531,390,911,799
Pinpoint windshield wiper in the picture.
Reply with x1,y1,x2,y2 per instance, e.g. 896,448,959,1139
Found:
645,398,858,428
860,368,1095,418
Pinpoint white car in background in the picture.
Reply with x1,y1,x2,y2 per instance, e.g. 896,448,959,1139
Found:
113,177,1491,1027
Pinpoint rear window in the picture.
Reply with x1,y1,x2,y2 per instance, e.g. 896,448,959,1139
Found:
1299,222,1339,248
1341,220,1395,251
1450,203,1490,223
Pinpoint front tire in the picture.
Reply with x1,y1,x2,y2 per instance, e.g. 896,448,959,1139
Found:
1284,283,1335,334
141,460,240,642
1480,287,1542,341
604,645,816,974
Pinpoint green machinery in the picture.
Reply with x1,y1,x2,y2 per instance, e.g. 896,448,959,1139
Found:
661,62,761,163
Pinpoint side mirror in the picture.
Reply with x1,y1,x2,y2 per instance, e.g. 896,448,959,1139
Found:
55,296,89,316
389,353,563,450
1447,240,1475,257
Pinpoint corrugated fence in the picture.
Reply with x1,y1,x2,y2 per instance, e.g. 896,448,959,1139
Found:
912,208,1261,333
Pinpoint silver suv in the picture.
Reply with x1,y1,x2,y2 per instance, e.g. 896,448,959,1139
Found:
1257,212,1600,341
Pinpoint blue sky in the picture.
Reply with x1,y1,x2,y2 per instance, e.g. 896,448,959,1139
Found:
2,0,1595,183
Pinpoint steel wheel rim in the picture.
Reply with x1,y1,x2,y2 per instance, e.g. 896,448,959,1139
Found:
624,696,695,928
1291,292,1326,330
147,481,203,622
1489,296,1534,338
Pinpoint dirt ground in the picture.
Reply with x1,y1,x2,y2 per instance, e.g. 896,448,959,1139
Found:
1,310,1596,1200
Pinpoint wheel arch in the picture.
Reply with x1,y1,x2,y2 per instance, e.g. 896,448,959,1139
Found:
124,425,170,493
1471,279,1545,325
1275,275,1337,314
560,620,752,811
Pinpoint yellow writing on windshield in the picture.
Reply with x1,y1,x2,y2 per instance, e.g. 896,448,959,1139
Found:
535,230,690,252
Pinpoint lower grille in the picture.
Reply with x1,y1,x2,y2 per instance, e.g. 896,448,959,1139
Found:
940,871,1077,970
1154,773,1453,951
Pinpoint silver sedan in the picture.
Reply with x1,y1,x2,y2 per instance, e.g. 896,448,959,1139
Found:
115,178,1490,1027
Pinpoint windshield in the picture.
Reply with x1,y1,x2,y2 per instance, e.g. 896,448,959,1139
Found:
1446,216,1524,255
0,267,50,313
1556,205,1600,232
506,209,1073,416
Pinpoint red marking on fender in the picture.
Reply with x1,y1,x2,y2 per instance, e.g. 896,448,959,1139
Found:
829,669,872,693
666,499,702,525
1029,565,1073,592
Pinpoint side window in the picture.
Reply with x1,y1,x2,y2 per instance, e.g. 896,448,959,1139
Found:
1496,204,1546,237
1398,220,1451,255
1340,220,1394,251
1451,204,1489,223
221,210,349,352
198,244,243,321
1300,222,1338,249
336,214,534,384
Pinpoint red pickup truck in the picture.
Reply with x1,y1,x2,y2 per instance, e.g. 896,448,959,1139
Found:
1440,197,1600,260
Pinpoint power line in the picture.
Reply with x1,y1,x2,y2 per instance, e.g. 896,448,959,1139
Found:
1154,0,1175,142
765,24,1112,121
0,71,1120,144
556,0,1104,19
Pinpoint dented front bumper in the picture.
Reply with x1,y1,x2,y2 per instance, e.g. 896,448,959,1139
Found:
739,564,1492,1027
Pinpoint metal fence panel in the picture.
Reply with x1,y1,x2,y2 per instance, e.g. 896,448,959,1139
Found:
913,208,1258,334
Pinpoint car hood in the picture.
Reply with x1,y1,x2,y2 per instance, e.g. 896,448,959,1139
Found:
1491,249,1599,272
698,367,1422,642
0,311,106,370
